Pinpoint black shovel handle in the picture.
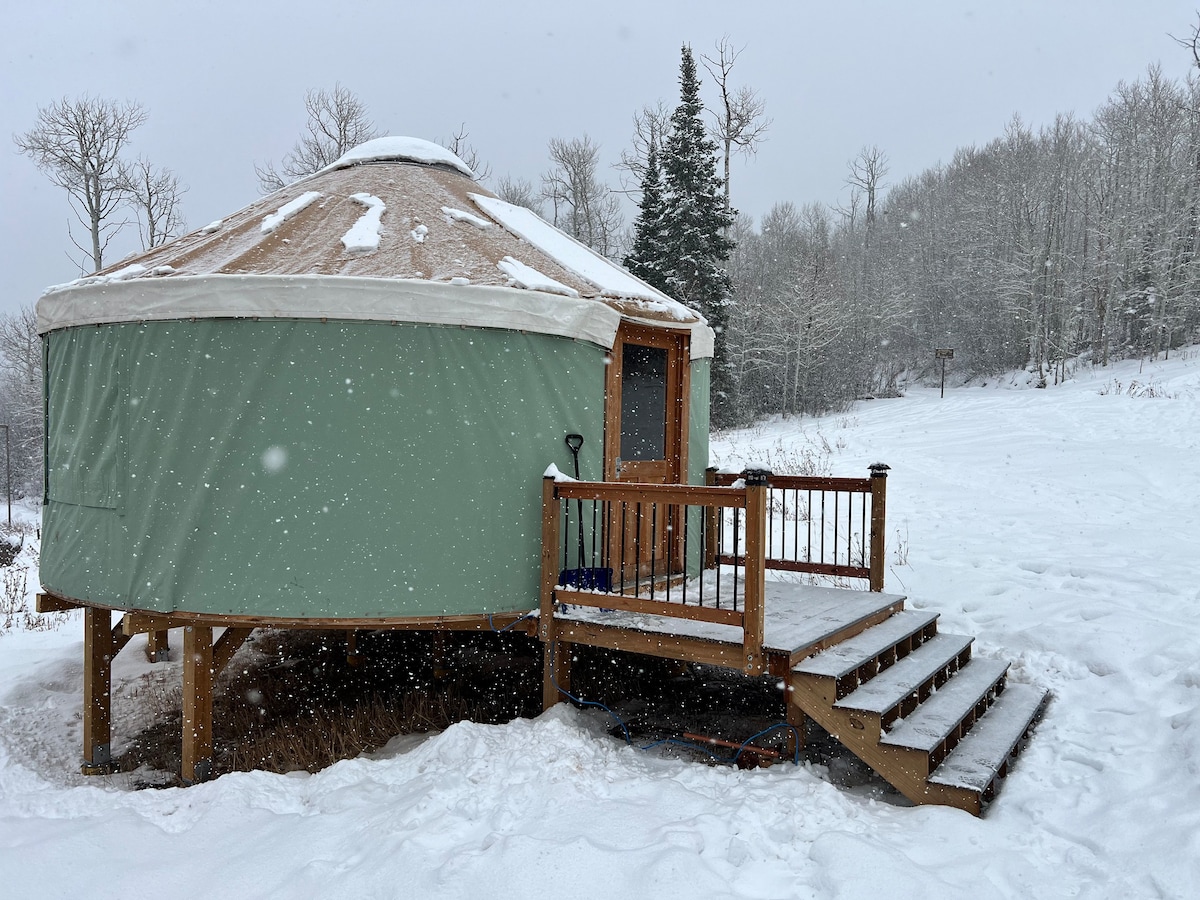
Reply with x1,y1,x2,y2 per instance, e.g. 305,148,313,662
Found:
565,433,584,475
564,434,586,567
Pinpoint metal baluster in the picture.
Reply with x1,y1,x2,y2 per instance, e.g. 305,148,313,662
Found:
834,490,840,570
820,492,826,567
620,501,628,594
591,498,598,572
806,489,813,563
860,490,868,569
561,501,569,577
768,487,775,568
649,503,657,602
681,504,691,609
733,506,741,612
634,502,643,598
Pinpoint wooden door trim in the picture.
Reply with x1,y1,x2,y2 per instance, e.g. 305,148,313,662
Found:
603,322,690,485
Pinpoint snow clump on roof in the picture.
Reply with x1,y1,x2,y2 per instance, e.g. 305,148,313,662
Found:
326,136,475,178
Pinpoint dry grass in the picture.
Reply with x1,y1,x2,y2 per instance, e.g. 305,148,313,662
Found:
116,628,541,783
0,526,68,635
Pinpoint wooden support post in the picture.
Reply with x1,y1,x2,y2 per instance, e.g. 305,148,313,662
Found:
785,696,807,759
82,607,114,774
346,630,361,668
540,476,564,709
704,467,719,570
868,464,890,592
182,624,214,785
145,629,170,663
432,630,449,682
543,639,573,710
742,469,769,676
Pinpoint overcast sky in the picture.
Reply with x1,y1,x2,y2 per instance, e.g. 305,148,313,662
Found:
3,0,1196,314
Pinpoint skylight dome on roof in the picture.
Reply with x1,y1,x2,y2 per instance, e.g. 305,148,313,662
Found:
326,136,475,178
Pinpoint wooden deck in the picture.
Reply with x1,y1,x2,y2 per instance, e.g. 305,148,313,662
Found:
555,580,905,673
539,469,1047,815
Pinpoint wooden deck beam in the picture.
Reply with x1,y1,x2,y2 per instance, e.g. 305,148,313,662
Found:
552,619,746,669
36,592,80,613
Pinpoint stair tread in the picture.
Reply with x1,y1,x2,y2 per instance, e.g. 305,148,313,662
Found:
792,610,941,679
880,658,1010,752
927,683,1048,791
833,632,974,715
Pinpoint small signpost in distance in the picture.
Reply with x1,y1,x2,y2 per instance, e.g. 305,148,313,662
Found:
935,348,955,398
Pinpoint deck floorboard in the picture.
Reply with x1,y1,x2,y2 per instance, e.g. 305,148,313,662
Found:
556,579,906,657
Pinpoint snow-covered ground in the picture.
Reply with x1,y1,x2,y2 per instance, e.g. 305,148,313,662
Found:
2,351,1198,898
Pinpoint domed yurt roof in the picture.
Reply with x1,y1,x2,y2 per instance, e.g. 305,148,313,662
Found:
37,136,711,356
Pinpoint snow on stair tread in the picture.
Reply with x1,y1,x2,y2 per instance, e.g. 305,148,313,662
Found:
833,632,974,715
927,684,1048,791
880,658,1009,752
792,610,940,679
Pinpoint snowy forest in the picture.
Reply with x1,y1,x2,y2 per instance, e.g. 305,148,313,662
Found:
8,38,1200,488
725,66,1200,419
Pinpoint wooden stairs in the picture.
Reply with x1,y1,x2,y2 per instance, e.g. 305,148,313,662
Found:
789,608,1048,816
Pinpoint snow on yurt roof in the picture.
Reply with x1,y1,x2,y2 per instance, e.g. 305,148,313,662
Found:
322,136,476,177
37,137,713,357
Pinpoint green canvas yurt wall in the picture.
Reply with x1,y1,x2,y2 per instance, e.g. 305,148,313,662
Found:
42,316,608,618
36,137,715,623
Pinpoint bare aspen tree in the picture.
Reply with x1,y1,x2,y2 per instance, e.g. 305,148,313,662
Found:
256,84,381,192
616,101,674,197
493,175,543,215
0,306,44,495
123,158,186,250
14,96,148,273
846,145,889,235
700,36,771,217
541,135,623,257
438,124,490,180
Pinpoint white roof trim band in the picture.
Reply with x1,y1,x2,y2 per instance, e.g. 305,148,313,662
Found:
36,274,624,349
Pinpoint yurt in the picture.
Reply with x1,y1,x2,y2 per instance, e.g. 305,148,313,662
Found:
35,137,714,779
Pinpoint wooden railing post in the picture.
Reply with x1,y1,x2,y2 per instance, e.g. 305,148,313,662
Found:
868,463,890,592
540,475,568,709
742,468,770,675
704,467,719,570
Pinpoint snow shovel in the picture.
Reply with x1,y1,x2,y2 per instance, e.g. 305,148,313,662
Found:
557,433,612,592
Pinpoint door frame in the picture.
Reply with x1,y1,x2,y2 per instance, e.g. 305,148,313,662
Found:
603,321,691,486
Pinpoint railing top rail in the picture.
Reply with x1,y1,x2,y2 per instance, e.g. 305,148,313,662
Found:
708,472,872,493
550,478,748,508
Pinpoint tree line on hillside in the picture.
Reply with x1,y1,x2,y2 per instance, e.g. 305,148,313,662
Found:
9,26,1200,498
726,66,1200,423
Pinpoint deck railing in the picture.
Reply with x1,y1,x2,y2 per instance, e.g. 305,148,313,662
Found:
706,464,889,592
539,464,888,676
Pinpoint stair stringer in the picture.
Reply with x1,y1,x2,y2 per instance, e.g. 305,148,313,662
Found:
789,675,988,814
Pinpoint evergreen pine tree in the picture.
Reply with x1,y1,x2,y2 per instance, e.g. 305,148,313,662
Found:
623,137,671,293
660,44,737,425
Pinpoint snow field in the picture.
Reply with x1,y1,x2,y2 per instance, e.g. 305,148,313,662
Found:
0,351,1197,897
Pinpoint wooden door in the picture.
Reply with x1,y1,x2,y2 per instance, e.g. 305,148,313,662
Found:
604,323,690,584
